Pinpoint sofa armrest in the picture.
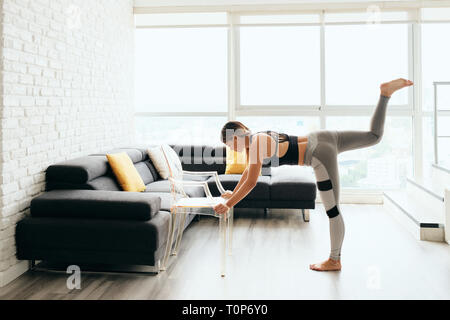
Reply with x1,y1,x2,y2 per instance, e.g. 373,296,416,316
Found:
30,190,161,221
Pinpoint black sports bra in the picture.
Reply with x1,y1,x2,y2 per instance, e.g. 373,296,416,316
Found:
249,131,299,166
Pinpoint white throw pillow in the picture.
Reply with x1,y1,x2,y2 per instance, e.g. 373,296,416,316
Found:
147,145,183,180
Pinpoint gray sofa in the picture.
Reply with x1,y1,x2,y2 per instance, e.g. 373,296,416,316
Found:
16,146,317,272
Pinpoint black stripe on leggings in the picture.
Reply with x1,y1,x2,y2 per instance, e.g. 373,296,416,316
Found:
326,206,340,218
317,179,333,191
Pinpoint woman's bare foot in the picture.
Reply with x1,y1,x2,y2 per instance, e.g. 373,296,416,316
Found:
380,78,414,97
310,258,342,272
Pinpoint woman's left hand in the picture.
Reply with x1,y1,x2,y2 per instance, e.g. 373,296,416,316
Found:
213,203,230,215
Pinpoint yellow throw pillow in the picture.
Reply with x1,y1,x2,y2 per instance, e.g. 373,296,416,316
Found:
225,147,247,174
225,147,261,175
106,152,146,192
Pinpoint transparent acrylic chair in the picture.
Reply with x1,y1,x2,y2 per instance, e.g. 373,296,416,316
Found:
160,145,234,277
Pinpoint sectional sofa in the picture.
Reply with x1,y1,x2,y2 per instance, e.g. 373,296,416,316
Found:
15,145,317,272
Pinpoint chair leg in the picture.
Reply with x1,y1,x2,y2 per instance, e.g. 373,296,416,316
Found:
264,208,268,218
219,212,227,277
173,208,188,256
161,207,177,271
227,207,233,256
302,209,310,222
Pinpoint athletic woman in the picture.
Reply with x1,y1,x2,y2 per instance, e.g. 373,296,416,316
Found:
213,78,414,271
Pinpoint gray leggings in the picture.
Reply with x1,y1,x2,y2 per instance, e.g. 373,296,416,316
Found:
303,95,391,260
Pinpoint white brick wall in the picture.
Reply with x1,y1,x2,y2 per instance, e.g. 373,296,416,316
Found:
0,0,135,287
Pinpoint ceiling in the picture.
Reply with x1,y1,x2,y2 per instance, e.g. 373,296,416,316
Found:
134,0,418,7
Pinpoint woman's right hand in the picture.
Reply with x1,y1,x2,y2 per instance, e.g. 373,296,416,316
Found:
221,190,233,199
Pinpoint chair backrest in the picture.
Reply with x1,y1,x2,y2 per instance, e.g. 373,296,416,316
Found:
160,145,188,201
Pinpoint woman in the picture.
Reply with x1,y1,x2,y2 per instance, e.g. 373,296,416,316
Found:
213,78,414,271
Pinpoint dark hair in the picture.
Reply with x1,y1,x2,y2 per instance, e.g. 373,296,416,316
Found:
221,121,251,143
220,121,289,145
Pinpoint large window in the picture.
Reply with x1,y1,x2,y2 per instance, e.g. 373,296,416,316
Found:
134,7,450,191
421,114,450,169
421,22,450,168
135,25,228,145
236,116,320,136
135,28,228,113
436,115,450,167
240,26,321,106
327,116,413,189
325,24,409,106
422,23,450,111
422,115,435,169
135,116,227,145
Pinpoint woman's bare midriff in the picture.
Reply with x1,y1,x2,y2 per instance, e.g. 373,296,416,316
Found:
277,135,309,166
297,136,308,166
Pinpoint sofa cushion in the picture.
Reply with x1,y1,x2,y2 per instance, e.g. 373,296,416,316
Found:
171,145,227,174
207,175,270,200
225,147,247,174
46,156,110,185
144,191,172,211
170,144,271,176
171,145,226,159
16,213,170,254
143,159,160,181
87,174,121,191
135,162,156,185
270,166,317,201
148,145,183,180
31,190,161,221
180,173,210,182
145,180,205,198
106,153,146,192
90,148,146,164
91,148,159,182
145,180,171,193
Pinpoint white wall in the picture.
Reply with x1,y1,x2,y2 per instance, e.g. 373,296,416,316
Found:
0,0,135,287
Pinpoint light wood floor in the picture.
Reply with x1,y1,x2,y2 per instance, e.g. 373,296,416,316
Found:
1,204,449,300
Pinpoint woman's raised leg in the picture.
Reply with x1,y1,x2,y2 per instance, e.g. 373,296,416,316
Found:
336,78,413,154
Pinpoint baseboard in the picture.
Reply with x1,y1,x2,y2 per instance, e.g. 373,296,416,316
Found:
35,261,161,275
0,260,29,288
